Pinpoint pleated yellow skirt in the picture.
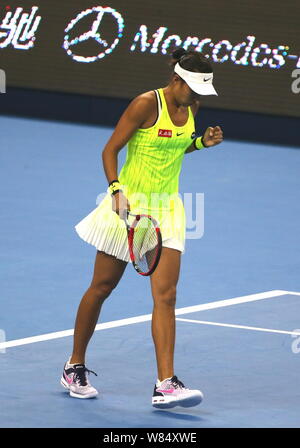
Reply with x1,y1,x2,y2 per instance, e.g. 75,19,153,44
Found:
75,192,186,262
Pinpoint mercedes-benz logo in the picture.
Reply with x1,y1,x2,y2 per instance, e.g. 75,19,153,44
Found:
63,6,125,63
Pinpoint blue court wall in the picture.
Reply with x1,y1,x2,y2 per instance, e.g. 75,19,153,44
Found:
0,87,299,148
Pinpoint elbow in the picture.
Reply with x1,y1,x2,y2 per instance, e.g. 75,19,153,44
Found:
102,145,108,157
102,145,110,161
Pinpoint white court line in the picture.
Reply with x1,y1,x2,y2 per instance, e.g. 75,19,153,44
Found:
0,289,294,350
176,318,300,336
281,290,300,297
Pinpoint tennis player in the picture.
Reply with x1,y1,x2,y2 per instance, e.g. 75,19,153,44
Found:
60,48,223,408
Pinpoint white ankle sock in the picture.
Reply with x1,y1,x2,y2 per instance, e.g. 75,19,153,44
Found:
67,357,75,367
156,377,172,386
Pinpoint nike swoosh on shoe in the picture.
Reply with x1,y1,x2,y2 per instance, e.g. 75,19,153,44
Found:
156,388,175,394
64,371,74,385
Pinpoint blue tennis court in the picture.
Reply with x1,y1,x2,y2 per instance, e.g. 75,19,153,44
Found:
0,115,300,428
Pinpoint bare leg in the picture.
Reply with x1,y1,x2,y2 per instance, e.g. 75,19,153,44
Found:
70,251,127,364
150,247,181,381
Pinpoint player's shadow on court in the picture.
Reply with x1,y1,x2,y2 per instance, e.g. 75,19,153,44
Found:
152,410,206,422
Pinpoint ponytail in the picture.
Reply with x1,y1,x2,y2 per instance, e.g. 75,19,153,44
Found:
168,47,213,73
169,48,187,68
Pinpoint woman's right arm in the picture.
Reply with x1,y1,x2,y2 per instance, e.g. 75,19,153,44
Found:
102,93,155,218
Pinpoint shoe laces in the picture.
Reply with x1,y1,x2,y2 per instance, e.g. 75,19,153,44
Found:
73,364,97,387
170,375,186,390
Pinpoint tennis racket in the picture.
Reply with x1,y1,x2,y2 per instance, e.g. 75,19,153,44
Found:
124,212,162,276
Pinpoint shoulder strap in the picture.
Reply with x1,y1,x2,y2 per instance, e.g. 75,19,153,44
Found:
154,89,162,123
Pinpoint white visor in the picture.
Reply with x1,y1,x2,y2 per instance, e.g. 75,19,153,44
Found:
174,62,218,96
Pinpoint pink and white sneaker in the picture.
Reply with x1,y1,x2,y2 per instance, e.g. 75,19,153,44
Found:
60,359,98,399
152,375,203,409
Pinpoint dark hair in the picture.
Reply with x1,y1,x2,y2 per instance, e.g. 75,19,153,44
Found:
170,48,213,73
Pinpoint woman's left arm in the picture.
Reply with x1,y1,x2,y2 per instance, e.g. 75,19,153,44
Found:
185,100,223,153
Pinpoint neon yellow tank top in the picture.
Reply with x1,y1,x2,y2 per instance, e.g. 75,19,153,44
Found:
118,88,195,210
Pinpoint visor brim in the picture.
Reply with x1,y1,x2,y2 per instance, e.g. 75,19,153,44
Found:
186,80,218,96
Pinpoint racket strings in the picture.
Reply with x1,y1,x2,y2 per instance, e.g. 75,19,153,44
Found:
131,217,159,273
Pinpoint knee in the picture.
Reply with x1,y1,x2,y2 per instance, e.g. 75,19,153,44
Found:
89,281,115,301
154,285,177,307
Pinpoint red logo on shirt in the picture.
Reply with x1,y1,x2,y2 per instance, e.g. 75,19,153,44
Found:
158,129,172,138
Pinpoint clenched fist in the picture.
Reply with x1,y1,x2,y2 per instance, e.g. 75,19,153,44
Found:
202,126,223,147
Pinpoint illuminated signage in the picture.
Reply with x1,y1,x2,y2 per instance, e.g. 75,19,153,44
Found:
0,6,41,49
63,6,125,63
0,1,299,117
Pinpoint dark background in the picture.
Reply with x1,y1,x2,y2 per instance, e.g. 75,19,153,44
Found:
0,1,299,146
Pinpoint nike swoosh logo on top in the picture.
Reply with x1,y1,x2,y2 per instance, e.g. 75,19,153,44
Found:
64,372,74,384
157,388,175,394
204,77,212,82
176,132,184,136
